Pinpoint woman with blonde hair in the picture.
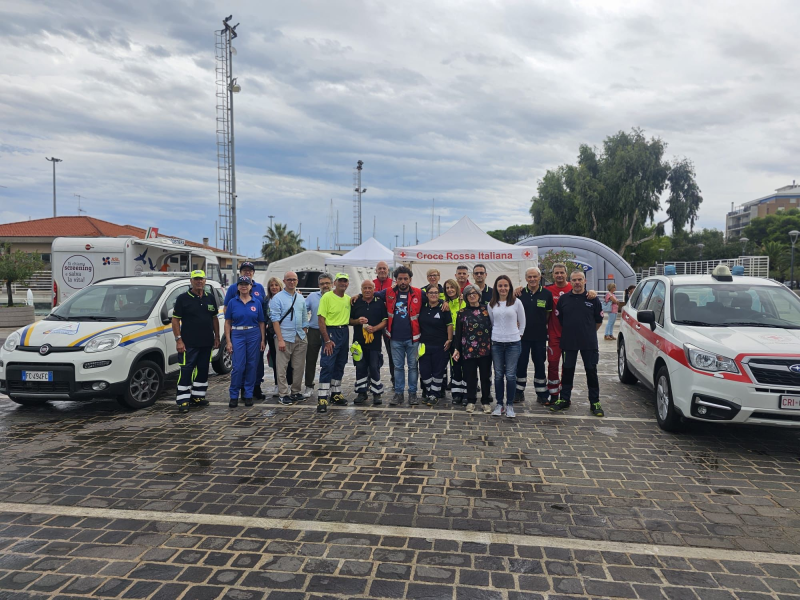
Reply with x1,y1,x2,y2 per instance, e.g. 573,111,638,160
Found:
266,277,292,394
603,282,620,340
443,278,467,404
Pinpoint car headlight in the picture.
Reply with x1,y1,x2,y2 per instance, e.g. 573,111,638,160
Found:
2,331,21,352
684,344,740,374
84,333,123,353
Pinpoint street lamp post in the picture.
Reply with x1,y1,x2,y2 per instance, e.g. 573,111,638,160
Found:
740,237,749,255
790,230,800,290
45,157,62,217
697,243,705,260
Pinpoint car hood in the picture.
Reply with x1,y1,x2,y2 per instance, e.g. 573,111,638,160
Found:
676,325,800,357
16,320,150,349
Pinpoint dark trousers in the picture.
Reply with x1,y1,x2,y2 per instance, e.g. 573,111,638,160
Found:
355,350,384,396
516,339,548,400
463,355,492,404
176,347,212,405
318,327,349,401
449,350,466,399
561,349,600,403
305,328,323,388
383,335,395,384
419,344,448,398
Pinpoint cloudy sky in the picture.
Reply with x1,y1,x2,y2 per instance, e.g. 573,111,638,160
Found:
1,0,798,255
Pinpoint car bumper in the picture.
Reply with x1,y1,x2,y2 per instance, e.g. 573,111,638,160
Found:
668,361,800,427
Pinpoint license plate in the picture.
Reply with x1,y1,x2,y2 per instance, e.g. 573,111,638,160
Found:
780,395,800,410
21,371,53,382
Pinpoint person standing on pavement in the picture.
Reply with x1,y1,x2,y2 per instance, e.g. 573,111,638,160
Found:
421,269,445,306
303,273,332,398
172,270,220,414
455,265,470,292
515,267,553,404
384,266,423,406
224,276,266,408
373,261,395,387
488,275,526,418
603,283,620,340
316,273,353,413
444,279,467,405
418,287,453,407
349,280,388,406
551,270,605,417
224,261,268,400
270,271,309,406
453,284,493,414
472,264,493,304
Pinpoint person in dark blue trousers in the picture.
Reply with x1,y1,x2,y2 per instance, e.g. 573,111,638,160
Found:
224,261,269,399
224,276,266,408
515,267,553,403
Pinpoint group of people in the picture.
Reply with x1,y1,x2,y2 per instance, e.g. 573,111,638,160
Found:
172,260,609,418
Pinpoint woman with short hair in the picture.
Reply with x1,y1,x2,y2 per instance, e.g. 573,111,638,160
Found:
225,276,266,408
453,284,493,414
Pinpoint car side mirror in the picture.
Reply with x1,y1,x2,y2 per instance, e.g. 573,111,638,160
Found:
160,305,173,324
637,310,657,331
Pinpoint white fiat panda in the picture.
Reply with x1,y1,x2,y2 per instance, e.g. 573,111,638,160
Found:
617,265,800,431
0,275,232,409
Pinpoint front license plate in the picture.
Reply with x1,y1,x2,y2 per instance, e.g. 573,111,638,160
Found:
780,395,800,410
21,371,53,382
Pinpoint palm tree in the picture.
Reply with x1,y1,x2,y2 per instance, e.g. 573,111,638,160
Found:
761,241,788,279
261,223,305,264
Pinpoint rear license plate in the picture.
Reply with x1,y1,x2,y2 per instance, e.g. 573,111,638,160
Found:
21,371,53,382
780,395,800,410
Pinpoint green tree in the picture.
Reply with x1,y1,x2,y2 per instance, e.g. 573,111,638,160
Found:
261,223,305,264
538,249,579,284
487,224,535,243
0,245,45,307
530,128,703,255
742,209,800,248
760,241,789,280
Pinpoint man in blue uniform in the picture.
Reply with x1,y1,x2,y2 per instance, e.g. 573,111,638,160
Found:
224,276,266,407
349,280,388,405
224,261,268,399
171,270,220,414
515,267,553,403
552,269,605,417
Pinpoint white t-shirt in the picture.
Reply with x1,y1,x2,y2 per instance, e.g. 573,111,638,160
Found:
487,300,527,343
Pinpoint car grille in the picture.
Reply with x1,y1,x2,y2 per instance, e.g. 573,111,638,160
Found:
8,381,71,393
748,358,800,387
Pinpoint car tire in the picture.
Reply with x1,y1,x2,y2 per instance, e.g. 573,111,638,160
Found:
617,338,638,384
655,366,682,432
10,397,49,407
119,360,164,409
212,338,232,375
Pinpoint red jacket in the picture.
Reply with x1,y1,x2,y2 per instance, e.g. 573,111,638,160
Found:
385,286,423,342
373,277,393,292
546,282,571,341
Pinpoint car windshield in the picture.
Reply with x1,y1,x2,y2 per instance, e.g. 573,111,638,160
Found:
49,285,163,322
671,283,800,329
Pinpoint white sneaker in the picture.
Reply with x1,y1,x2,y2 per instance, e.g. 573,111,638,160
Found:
506,405,516,418
466,403,475,414
492,404,503,417
302,386,314,398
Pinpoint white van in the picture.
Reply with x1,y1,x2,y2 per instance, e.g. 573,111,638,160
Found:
51,237,224,306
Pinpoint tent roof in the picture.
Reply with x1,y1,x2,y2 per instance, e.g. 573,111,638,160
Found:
398,216,520,252
326,237,393,267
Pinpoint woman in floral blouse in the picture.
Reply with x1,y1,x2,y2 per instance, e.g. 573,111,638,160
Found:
453,284,493,414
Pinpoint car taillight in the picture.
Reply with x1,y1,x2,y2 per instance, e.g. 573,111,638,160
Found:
53,280,58,307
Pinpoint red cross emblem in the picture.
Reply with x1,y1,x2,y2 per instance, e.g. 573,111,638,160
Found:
399,251,407,258
523,250,531,258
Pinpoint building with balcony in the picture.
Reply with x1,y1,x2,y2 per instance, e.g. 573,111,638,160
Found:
726,182,800,239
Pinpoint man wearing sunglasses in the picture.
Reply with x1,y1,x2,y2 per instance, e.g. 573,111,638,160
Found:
472,264,493,304
270,271,309,406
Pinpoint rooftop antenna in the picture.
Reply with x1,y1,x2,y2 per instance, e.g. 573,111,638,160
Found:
353,160,366,246
73,193,87,215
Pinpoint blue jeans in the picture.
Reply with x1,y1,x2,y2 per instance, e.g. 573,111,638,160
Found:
391,339,419,394
492,341,521,405
516,339,547,400
604,312,618,336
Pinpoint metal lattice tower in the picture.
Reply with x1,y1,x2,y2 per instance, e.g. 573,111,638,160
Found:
353,160,365,246
215,16,238,278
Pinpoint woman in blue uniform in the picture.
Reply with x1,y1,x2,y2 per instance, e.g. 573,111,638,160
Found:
224,276,266,408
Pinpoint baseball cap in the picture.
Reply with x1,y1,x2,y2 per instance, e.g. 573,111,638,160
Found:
240,261,255,271
237,276,253,285
190,270,206,279
335,272,349,281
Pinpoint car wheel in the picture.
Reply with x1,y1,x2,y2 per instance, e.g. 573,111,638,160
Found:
617,338,638,384
212,338,232,374
10,397,49,407
655,366,682,432
120,360,164,409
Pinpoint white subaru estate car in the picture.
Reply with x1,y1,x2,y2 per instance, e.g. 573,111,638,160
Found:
617,265,800,431
0,275,232,409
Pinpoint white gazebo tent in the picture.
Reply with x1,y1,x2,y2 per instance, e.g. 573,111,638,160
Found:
324,237,394,268
393,216,538,288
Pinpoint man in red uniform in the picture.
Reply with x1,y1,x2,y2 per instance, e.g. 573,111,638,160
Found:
455,265,470,292
373,260,394,384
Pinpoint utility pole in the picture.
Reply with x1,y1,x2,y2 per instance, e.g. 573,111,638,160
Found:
430,199,435,240
373,216,376,238
403,224,405,246
438,216,441,237
415,222,418,244
45,157,62,217
394,234,399,249
268,215,275,230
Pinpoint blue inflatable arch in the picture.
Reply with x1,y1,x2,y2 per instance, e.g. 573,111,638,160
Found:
517,235,637,292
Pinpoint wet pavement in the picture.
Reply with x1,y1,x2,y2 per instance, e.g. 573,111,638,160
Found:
1,335,799,599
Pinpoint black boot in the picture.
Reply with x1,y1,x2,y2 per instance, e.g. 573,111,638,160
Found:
229,398,239,408
253,387,265,400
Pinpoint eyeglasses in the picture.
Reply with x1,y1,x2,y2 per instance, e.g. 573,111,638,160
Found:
285,278,298,282
473,271,485,275
468,292,479,297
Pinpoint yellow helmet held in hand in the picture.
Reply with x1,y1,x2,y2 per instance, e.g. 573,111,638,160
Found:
350,341,363,362
418,343,426,358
